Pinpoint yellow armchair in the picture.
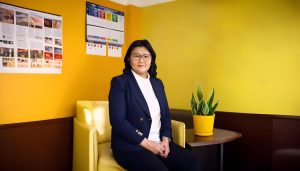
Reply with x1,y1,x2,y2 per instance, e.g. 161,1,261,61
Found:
73,101,186,171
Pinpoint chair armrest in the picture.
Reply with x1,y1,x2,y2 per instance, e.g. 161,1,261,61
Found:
73,118,97,171
171,120,186,148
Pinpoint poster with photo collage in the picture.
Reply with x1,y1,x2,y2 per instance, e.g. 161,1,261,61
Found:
0,2,63,74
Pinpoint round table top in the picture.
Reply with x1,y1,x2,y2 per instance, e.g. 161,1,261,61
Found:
185,128,242,147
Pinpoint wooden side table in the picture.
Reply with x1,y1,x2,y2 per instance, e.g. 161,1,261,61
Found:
185,128,242,171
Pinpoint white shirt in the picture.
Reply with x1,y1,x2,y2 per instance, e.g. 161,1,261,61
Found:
132,70,161,143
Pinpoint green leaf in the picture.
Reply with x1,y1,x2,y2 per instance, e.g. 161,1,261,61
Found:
201,101,209,115
207,89,215,108
197,99,203,114
196,85,203,102
210,102,219,115
191,93,197,114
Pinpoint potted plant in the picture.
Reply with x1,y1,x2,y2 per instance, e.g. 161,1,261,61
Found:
191,85,218,136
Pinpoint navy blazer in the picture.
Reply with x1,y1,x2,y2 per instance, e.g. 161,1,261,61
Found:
109,71,172,151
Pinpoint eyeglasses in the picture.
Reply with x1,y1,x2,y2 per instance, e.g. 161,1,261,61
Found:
130,53,152,62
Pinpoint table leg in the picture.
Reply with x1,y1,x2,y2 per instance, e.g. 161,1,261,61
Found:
220,143,224,171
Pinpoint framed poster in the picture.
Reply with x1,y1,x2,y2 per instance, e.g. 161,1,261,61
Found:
0,2,63,74
86,2,124,56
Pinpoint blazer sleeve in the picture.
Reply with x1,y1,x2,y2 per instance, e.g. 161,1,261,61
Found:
159,80,173,140
109,77,146,145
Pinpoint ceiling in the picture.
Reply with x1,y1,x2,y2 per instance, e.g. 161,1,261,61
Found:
109,0,175,7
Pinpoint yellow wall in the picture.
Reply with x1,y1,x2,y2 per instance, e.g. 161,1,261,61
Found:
140,0,300,116
0,0,140,124
1,0,300,125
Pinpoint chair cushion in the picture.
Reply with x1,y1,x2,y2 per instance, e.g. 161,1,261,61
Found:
98,142,126,171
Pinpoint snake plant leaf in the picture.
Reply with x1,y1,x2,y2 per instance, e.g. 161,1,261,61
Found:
201,101,210,115
197,99,204,114
210,102,219,114
207,89,215,108
191,93,197,114
196,85,203,102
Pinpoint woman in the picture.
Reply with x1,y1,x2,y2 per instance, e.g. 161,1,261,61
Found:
109,39,200,171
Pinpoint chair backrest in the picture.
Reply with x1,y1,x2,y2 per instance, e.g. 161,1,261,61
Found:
76,101,111,144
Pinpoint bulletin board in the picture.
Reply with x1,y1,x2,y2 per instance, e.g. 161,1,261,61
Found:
86,2,124,57
0,2,63,74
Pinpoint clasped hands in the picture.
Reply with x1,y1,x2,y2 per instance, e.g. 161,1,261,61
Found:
140,137,170,158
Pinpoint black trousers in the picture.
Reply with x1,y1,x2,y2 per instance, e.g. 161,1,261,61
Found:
113,142,201,171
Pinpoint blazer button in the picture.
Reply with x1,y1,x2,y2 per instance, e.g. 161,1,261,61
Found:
140,117,144,122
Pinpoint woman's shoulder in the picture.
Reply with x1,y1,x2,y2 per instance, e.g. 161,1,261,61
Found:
111,71,130,82
112,73,124,81
150,76,164,88
150,75,162,82
110,72,129,89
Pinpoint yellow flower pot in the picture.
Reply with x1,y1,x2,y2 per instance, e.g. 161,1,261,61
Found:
193,114,215,136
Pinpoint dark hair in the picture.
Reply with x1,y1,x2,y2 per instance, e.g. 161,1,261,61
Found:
123,39,157,78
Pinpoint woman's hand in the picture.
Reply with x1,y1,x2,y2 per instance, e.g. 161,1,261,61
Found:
140,138,165,155
160,137,170,158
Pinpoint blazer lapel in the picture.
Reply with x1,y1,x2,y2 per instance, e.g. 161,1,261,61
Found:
150,78,165,115
126,71,151,118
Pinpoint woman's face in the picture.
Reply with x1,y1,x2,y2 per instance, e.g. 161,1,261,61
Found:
129,46,152,78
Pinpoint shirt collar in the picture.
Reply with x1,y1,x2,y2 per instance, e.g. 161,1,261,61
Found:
131,69,150,81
